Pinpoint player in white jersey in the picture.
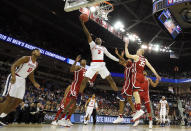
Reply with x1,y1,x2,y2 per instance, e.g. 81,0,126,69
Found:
0,49,40,126
78,17,123,105
159,96,169,127
84,94,98,125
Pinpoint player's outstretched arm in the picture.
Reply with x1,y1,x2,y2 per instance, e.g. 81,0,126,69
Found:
70,55,81,72
80,17,92,43
124,40,138,60
104,47,119,62
148,78,159,87
145,59,161,80
28,69,40,89
115,48,126,62
11,56,30,84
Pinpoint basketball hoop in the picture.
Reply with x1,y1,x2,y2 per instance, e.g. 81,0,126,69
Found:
96,1,113,20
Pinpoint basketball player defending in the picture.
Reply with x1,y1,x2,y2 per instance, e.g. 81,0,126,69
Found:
133,71,159,128
52,55,87,127
84,94,98,125
159,96,169,127
78,17,123,104
113,49,136,123
0,49,40,126
125,39,161,121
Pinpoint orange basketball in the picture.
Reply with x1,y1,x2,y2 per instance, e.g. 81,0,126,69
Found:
80,14,89,22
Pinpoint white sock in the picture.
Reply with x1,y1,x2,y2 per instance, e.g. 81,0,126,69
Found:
0,113,7,118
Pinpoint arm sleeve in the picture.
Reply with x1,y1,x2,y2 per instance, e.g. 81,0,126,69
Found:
95,102,98,108
89,41,96,49
103,47,119,62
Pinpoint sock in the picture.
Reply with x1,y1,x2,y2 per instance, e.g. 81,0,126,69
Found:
65,115,71,120
149,116,152,121
145,102,152,120
59,113,66,120
119,114,123,118
135,103,141,111
0,113,7,118
54,109,63,121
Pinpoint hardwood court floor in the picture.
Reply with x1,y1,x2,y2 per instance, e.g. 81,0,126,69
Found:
0,124,190,131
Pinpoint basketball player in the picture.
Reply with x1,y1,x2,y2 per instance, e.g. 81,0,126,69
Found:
84,94,98,125
0,49,40,126
52,55,86,127
133,71,159,128
125,39,161,122
78,16,123,105
113,49,136,123
159,96,169,127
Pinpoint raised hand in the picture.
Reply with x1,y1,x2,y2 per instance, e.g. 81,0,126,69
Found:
75,55,81,62
115,48,119,55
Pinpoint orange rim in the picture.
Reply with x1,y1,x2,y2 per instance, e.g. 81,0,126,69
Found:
95,1,114,9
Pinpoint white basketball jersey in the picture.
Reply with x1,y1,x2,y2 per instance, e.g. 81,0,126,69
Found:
88,98,96,107
160,100,167,110
90,41,105,60
15,56,37,79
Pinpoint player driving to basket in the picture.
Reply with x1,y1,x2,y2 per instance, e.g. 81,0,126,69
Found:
77,16,123,105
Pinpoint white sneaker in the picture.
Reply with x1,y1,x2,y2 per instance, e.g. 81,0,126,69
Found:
132,110,144,122
149,121,153,129
133,120,140,127
67,119,73,126
58,119,67,126
113,116,124,123
51,120,58,126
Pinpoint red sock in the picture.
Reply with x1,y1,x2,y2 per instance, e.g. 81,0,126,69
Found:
59,113,66,120
148,116,152,121
65,115,71,120
54,109,63,121
119,114,123,118
136,103,141,110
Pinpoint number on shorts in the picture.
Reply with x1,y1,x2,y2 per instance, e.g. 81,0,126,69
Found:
27,67,33,73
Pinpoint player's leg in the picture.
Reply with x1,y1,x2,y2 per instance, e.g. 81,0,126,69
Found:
162,110,166,126
160,110,163,126
105,75,118,91
79,77,89,94
113,100,125,123
127,96,136,113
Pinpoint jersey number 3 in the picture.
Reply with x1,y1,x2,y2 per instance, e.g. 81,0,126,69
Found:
98,50,101,54
27,68,33,73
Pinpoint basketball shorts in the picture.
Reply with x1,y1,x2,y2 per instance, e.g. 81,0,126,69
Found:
132,73,144,91
85,62,110,79
85,107,94,118
160,109,167,117
2,74,26,99
139,90,150,104
121,81,133,97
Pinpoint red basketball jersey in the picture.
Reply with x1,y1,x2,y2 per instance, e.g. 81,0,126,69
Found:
124,61,133,84
133,56,146,74
70,67,86,96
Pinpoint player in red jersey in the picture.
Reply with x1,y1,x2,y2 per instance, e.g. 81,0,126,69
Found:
113,49,136,123
134,71,159,128
51,55,87,127
124,39,161,122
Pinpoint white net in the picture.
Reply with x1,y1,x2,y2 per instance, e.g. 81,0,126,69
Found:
96,2,113,20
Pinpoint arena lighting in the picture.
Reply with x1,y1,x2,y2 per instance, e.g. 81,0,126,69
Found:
90,6,96,12
114,21,124,30
153,44,160,52
128,34,136,41
141,44,147,49
120,28,125,32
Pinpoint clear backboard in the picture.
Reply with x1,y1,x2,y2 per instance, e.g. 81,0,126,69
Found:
64,0,109,12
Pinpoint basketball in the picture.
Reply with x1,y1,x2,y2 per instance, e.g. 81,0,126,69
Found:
80,14,89,22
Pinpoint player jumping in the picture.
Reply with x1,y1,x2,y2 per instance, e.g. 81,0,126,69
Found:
133,71,159,128
78,16,123,105
0,49,41,126
113,49,136,123
125,39,161,122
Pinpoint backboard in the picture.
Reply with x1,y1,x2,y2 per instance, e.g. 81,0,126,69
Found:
64,0,109,12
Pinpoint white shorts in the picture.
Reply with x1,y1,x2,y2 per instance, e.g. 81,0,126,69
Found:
85,62,110,79
160,109,166,117
85,107,94,118
2,74,26,99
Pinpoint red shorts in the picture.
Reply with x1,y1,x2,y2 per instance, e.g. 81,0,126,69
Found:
132,73,144,91
121,81,133,97
139,90,150,104
70,83,80,98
